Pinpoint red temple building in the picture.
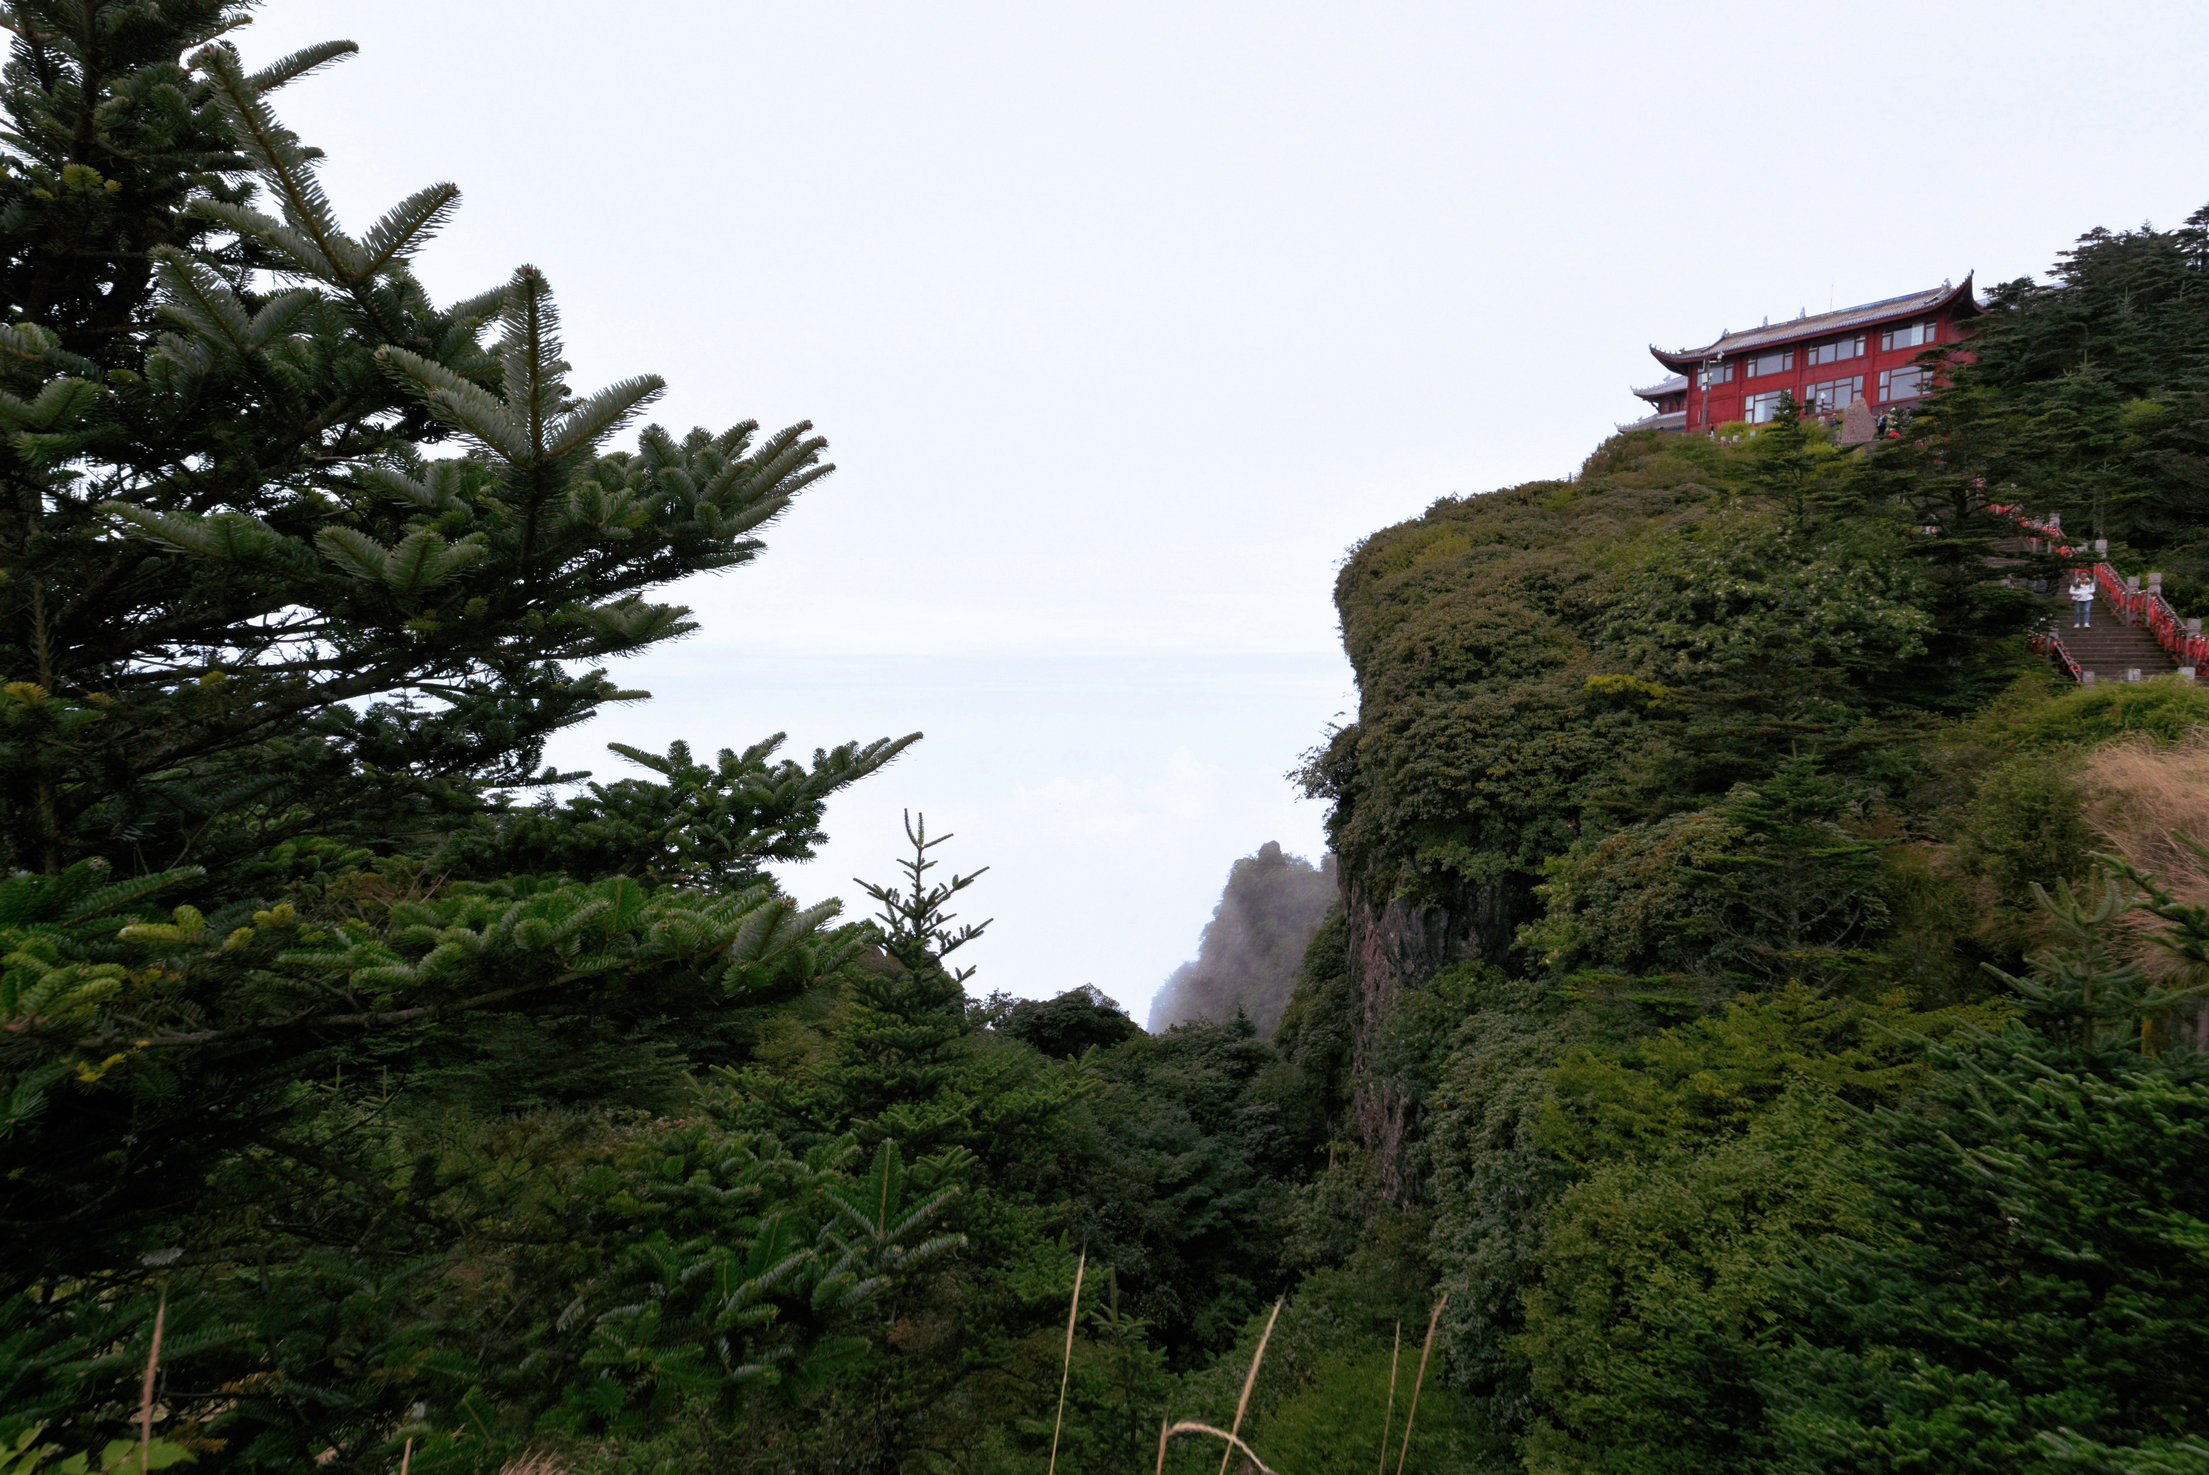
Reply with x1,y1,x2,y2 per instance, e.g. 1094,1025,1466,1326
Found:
1625,277,1981,432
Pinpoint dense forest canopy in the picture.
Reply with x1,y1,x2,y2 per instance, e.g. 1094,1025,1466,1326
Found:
1,6,2206,1474
1932,208,2209,599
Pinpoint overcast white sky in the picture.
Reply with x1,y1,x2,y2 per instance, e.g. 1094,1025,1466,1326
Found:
245,0,2209,1020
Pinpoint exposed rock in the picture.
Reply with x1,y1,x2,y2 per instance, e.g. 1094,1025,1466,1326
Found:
1342,879,1482,1200
1149,842,1338,1036
1838,398,1878,445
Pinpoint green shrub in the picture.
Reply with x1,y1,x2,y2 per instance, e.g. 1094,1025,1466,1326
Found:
1251,1347,1484,1475
1517,1083,1867,1475
1968,674,2209,751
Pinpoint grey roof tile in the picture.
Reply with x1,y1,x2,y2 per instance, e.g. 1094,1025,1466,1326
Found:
1651,278,1978,370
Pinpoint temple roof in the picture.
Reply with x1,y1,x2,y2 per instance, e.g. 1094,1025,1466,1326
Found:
1649,277,1980,372
1620,409,1687,433
1633,374,1689,402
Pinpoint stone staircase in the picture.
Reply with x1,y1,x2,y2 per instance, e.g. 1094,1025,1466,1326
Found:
2050,591,2180,682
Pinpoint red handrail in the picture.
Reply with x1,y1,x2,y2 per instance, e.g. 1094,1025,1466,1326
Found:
1989,504,2206,673
2093,567,2209,668
2027,630,2085,683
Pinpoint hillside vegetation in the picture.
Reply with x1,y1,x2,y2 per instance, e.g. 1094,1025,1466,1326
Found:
1269,216,2209,1472
3,8,2208,1474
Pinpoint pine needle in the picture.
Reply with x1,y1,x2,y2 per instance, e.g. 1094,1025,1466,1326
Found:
1218,1297,1283,1475
1046,1250,1085,1475
1394,1293,1447,1475
138,1293,166,1475
1378,1319,1401,1475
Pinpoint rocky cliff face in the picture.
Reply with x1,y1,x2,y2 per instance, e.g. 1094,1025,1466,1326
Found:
1149,842,1339,1036
1341,879,1482,1199
1312,439,1722,1198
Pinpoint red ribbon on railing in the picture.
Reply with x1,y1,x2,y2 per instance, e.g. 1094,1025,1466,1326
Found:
1991,505,2201,674
2090,563,2208,668
2028,630,2085,683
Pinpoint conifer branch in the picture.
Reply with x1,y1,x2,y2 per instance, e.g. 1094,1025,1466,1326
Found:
246,40,359,95
65,975,579,1051
192,43,357,280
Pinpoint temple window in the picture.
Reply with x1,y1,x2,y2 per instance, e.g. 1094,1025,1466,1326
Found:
1804,376,1863,411
1879,366,1926,401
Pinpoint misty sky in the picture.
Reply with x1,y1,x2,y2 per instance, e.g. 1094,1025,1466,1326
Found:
242,0,2209,1021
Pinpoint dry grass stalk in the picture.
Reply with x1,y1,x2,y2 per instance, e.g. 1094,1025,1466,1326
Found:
1377,1320,1401,1475
399,1437,412,1475
1393,1293,1447,1475
1046,1251,1085,1475
138,1293,166,1475
2080,733,2209,1039
2083,733,2209,908
1217,1297,1283,1475
2082,736,2209,864
495,1453,565,1475
1158,1420,1280,1475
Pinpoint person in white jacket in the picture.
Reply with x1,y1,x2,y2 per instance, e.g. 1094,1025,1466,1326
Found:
2070,573,2097,628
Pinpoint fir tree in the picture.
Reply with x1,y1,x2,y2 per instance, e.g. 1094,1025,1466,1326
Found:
1898,205,2209,602
0,0,269,366
1690,753,1892,989
819,812,989,1149
0,13,921,1460
1762,877,2209,1471
1742,391,1843,528
0,8,899,883
1839,379,2054,712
